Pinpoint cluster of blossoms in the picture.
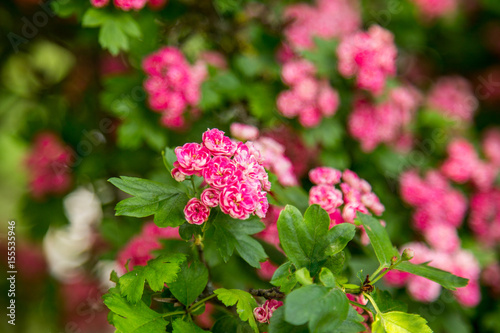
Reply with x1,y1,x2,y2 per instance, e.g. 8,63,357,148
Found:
400,170,467,253
440,138,499,190
90,0,167,11
469,188,500,247
26,132,73,199
348,85,422,152
117,222,180,272
173,129,270,223
427,76,478,122
142,47,206,129
385,243,481,307
308,167,385,235
283,0,360,50
337,25,398,95
230,123,298,186
253,299,283,324
410,0,458,19
277,59,340,127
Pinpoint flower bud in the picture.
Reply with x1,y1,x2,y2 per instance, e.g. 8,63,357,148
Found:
402,248,415,261
253,306,268,323
391,256,398,265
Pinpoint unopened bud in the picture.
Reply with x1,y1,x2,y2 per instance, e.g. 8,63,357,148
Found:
391,256,398,265
402,248,414,261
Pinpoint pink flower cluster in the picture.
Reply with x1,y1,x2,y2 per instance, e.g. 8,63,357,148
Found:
230,123,298,187
440,138,499,191
427,76,478,122
337,25,397,95
348,85,421,152
142,47,206,129
277,59,340,127
384,243,481,307
253,299,283,323
90,0,167,11
400,170,467,253
410,0,458,18
173,129,270,222
26,132,73,199
308,167,385,225
117,222,180,273
283,0,360,50
469,188,500,247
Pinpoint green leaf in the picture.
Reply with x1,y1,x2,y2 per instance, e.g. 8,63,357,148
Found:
284,285,349,333
119,254,186,303
82,8,109,27
99,19,130,55
154,193,190,227
396,261,468,290
214,289,259,333
372,312,432,333
109,176,189,228
325,223,356,256
204,213,267,268
269,307,309,333
172,318,211,333
277,205,336,274
104,287,167,333
169,261,208,306
295,268,313,286
212,316,253,333
336,306,366,333
367,289,407,313
270,261,297,294
318,268,336,288
355,213,399,268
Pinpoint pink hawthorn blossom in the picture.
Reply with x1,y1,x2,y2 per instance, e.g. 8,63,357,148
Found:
200,188,220,208
202,128,237,156
184,198,210,225
277,59,339,127
309,167,342,185
174,143,211,176
427,76,478,122
283,0,361,50
142,47,206,129
26,132,74,199
338,25,397,95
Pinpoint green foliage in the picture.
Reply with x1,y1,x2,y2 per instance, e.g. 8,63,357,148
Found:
172,318,212,333
169,261,209,306
355,213,399,268
271,261,298,293
214,289,259,333
104,287,167,333
367,289,408,313
372,311,432,333
119,254,186,303
397,261,468,290
277,205,355,275
82,9,142,55
109,176,189,228
204,212,267,268
284,284,350,333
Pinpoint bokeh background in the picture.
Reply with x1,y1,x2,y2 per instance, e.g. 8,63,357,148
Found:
1,0,500,332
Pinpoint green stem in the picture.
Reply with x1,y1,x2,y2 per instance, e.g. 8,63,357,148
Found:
363,292,381,316
344,288,361,294
188,294,217,313
162,310,185,318
348,300,372,314
190,177,197,196
371,269,391,285
370,265,385,282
